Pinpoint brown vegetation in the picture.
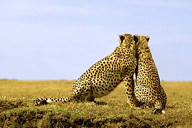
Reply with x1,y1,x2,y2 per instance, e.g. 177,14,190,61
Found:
0,80,192,127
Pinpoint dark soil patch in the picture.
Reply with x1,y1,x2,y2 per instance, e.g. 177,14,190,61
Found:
0,111,152,128
0,100,26,113
0,107,176,128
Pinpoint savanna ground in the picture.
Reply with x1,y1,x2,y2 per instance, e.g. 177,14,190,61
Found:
0,80,192,128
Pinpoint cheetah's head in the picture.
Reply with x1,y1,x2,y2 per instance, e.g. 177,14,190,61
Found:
134,34,150,57
119,34,135,49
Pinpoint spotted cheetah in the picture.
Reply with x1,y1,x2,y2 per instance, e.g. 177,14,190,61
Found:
133,35,167,114
34,34,138,107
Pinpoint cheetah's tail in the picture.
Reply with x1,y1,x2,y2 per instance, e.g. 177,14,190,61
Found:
33,96,72,106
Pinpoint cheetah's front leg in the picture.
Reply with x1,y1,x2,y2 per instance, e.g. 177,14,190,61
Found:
124,76,140,108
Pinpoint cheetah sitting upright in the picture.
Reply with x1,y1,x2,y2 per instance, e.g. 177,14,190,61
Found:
34,34,138,107
133,34,167,114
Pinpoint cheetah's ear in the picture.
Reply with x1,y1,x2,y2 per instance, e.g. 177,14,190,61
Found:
119,35,125,44
133,35,139,43
146,36,150,42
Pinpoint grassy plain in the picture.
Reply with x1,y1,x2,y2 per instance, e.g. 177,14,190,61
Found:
0,80,192,127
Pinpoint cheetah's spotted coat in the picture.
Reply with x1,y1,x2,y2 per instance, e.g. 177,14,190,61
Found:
134,35,167,114
34,34,138,107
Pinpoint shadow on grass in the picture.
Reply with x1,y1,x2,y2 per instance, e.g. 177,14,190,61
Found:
94,101,107,105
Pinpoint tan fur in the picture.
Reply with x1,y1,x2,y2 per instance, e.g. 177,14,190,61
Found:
134,34,167,114
34,34,138,107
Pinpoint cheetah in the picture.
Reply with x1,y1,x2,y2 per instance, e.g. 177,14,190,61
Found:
133,34,167,114
34,34,138,107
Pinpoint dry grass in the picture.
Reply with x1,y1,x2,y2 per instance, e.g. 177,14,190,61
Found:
0,80,192,127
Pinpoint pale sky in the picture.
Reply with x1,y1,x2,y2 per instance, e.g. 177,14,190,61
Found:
0,0,192,81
